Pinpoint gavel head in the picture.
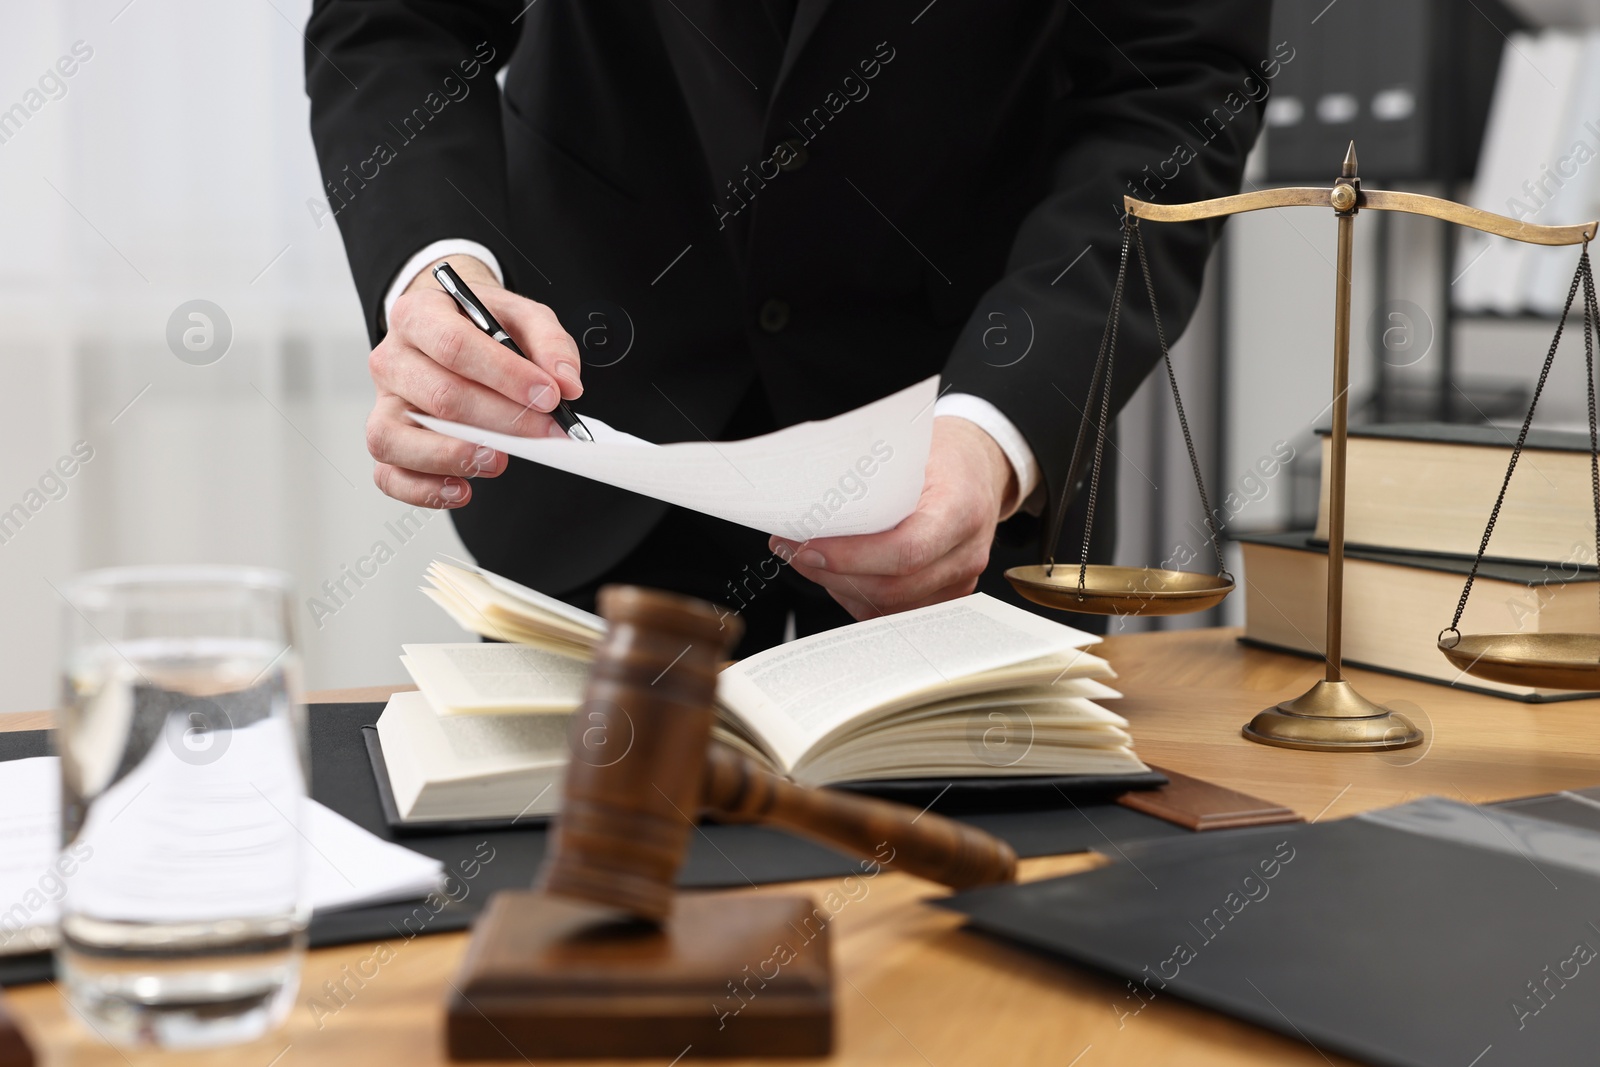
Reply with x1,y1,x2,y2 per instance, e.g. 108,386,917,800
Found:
537,585,742,923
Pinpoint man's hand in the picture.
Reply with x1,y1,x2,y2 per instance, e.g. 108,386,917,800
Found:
365,255,583,508
770,417,1019,621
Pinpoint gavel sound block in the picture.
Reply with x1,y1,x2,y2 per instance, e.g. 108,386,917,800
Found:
446,586,1017,1061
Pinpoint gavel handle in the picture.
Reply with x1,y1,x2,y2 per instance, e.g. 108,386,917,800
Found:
700,744,1017,889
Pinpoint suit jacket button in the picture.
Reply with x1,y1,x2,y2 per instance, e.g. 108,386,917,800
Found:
776,140,809,172
758,299,790,333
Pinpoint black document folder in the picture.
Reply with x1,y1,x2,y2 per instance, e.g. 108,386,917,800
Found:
0,702,1183,987
944,795,1600,1067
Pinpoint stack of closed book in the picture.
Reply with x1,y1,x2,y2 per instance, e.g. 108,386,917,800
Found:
1238,424,1600,700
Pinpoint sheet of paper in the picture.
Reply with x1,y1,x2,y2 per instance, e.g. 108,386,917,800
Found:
301,799,448,913
70,716,308,922
0,757,69,954
0,748,444,942
413,376,937,539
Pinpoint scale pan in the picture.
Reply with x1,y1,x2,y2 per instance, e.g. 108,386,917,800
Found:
1438,632,1600,691
1005,565,1233,617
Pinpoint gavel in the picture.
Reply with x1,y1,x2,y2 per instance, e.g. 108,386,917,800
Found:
539,585,1018,922
448,584,1017,1061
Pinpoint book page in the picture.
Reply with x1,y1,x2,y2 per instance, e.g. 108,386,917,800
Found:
413,377,936,539
378,691,570,821
381,690,572,779
402,643,589,714
424,563,601,650
433,559,605,636
716,594,1102,770
822,683,1129,742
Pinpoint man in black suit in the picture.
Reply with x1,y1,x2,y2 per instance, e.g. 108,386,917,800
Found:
305,1,1271,654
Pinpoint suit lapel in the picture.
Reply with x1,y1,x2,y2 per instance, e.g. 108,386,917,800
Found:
647,2,778,178
644,0,836,265
768,0,837,109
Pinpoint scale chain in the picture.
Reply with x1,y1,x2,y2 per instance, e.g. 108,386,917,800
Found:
1072,236,1126,597
1443,247,1592,640
1584,253,1599,631
1133,223,1231,582
1046,220,1130,586
1042,216,1232,600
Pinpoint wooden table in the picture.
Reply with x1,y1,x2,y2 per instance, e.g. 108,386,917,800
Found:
8,628,1600,1066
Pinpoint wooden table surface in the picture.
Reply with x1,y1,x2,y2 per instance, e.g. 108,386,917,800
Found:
7,628,1600,1066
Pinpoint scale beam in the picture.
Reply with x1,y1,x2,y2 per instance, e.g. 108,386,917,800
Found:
1126,188,1596,247
1125,187,1330,223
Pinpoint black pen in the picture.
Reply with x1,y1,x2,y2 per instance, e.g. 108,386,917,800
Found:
432,261,595,442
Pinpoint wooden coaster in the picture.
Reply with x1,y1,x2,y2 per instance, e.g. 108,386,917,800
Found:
1119,766,1303,831
447,890,832,1060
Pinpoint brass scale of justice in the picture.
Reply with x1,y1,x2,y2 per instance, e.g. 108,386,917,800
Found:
1004,143,1600,752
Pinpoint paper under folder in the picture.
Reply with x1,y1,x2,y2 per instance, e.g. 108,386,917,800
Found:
944,794,1600,1067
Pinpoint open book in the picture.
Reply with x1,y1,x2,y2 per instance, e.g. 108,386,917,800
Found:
377,561,1144,823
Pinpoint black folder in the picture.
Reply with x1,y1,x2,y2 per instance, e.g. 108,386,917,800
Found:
0,702,1183,987
943,794,1600,1067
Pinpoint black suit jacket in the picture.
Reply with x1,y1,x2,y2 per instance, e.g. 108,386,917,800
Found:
305,0,1270,595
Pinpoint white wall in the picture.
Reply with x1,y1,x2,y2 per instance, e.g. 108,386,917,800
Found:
0,0,474,711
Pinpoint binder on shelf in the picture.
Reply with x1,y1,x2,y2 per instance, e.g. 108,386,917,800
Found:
1262,0,1522,183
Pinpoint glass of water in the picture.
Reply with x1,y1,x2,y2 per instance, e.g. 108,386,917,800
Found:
56,566,308,1048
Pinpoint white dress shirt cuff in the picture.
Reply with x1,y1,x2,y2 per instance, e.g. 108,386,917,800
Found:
381,239,505,332
934,393,1043,518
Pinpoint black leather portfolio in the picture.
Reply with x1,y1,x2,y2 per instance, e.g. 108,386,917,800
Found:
944,792,1600,1067
0,702,1183,987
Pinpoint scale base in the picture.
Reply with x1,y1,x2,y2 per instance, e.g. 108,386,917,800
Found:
1242,680,1424,752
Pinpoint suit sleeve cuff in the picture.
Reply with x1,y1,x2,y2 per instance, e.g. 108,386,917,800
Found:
381,239,506,331
934,393,1044,518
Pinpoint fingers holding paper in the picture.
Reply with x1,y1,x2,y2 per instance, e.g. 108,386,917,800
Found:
772,418,1018,621
364,255,584,507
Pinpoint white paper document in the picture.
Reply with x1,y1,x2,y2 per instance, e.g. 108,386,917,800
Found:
0,757,68,954
413,376,937,540
0,747,444,951
300,799,447,913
